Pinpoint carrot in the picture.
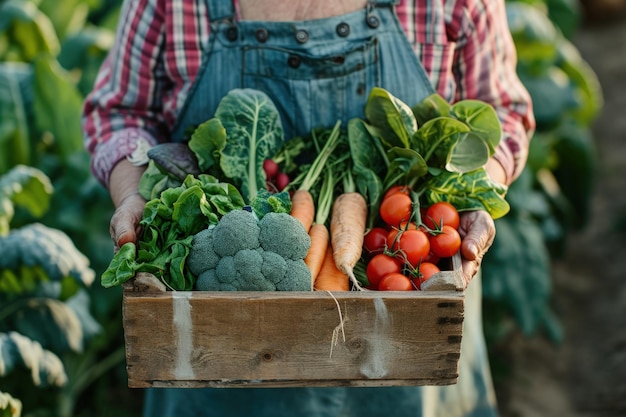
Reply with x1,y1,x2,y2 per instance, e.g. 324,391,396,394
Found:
290,189,315,233
330,191,368,291
304,223,330,288
314,242,349,291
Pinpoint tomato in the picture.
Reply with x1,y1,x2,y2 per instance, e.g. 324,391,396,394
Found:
411,262,440,289
263,159,279,180
389,229,430,268
429,225,461,258
383,185,411,200
366,254,402,289
378,272,414,291
379,192,413,227
363,227,389,257
423,201,460,230
423,251,440,265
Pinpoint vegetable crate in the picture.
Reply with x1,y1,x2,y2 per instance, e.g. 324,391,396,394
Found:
122,255,464,388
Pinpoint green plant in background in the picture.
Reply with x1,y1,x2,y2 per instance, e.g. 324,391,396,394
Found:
0,166,102,417
482,0,602,349
0,1,133,416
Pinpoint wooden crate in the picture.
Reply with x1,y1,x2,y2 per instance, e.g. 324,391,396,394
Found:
122,254,464,388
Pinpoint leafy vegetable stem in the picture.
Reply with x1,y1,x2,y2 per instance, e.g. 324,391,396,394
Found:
315,166,336,226
298,120,342,192
410,189,424,226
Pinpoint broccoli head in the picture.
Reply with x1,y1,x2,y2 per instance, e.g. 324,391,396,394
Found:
275,259,311,291
258,212,310,260
187,227,220,277
212,209,260,257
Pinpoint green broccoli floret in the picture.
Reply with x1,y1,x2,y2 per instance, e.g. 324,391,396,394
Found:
276,259,311,291
188,209,312,292
259,249,287,284
187,227,220,276
195,269,229,291
258,212,310,260
212,209,260,257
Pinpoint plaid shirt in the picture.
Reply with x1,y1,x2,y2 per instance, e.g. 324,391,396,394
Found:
83,0,534,187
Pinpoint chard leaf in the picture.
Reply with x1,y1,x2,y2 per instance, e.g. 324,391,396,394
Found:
450,99,501,155
100,243,141,288
216,89,284,202
365,87,417,149
424,169,510,219
188,118,227,173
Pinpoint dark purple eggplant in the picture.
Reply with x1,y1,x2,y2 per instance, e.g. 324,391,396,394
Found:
147,143,201,180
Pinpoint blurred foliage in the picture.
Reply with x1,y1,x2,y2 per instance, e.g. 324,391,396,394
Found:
0,0,129,416
483,0,602,349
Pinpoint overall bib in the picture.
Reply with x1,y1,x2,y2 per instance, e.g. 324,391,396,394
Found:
146,1,499,416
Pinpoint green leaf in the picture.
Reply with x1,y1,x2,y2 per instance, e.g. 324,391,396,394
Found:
364,87,417,148
450,99,501,155
216,89,284,202
0,165,53,234
0,1,60,60
383,147,428,189
411,93,451,126
100,243,140,288
188,118,227,173
0,331,67,387
0,63,33,172
171,185,208,236
424,169,510,219
250,189,292,219
11,298,84,353
412,117,470,169
32,55,84,159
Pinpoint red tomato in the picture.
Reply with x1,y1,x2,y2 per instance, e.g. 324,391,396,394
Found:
366,254,402,289
423,201,460,230
383,185,411,200
390,229,430,268
378,273,414,291
411,262,440,289
423,251,440,265
379,193,413,227
363,227,389,257
429,225,461,258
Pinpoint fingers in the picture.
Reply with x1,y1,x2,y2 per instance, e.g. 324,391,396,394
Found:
457,210,496,288
110,193,146,252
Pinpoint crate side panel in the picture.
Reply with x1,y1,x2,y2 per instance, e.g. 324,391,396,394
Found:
123,292,463,387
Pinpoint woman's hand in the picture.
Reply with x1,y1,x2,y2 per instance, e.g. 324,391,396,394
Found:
110,192,146,251
108,159,147,251
457,210,496,289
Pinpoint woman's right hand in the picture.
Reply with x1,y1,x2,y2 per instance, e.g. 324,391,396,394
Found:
110,192,146,251
108,159,148,251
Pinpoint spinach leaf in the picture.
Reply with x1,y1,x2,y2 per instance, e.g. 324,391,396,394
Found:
364,87,417,149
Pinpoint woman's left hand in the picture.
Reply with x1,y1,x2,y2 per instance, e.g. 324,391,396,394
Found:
457,210,496,289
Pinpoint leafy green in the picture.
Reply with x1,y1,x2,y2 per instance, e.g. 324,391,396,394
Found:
213,89,284,202
102,175,245,289
351,88,508,221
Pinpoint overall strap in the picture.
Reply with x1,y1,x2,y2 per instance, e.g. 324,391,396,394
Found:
207,0,236,22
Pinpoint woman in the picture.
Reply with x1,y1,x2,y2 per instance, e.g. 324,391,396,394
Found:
83,1,534,415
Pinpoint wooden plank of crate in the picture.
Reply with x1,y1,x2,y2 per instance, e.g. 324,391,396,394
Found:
123,290,464,388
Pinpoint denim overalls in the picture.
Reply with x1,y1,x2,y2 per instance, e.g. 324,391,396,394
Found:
147,1,499,416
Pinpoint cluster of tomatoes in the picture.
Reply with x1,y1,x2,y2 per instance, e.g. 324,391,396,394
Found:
362,186,462,291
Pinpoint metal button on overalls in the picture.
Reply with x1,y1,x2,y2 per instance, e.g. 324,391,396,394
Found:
295,29,308,44
255,28,269,42
336,22,350,37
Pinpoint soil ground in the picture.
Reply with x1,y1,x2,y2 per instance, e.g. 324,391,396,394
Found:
494,16,626,417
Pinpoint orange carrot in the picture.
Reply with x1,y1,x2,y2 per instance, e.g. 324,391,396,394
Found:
314,242,349,291
330,191,368,290
304,223,330,288
290,189,315,233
